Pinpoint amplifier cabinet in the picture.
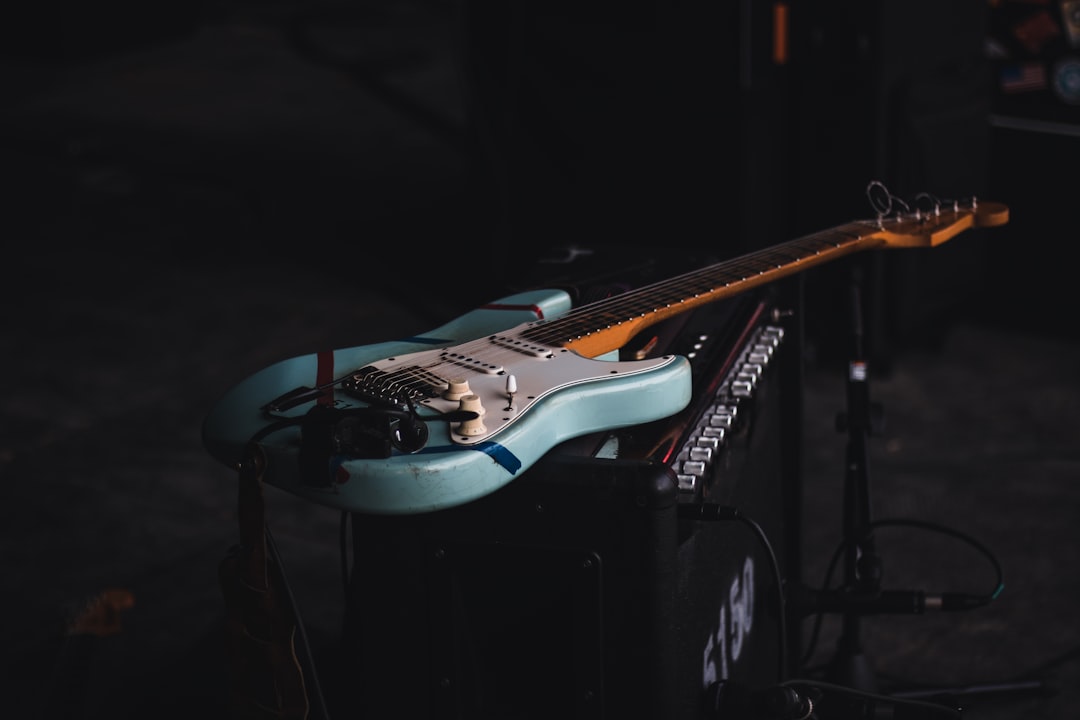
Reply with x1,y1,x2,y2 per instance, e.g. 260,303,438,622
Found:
339,291,799,720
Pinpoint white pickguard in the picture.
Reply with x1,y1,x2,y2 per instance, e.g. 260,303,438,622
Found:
364,330,678,446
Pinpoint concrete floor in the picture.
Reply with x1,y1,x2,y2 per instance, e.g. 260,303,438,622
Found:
2,4,1079,719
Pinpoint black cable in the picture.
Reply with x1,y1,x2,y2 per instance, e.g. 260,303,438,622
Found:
682,503,789,682
234,419,337,718
799,537,843,668
865,518,1005,599
339,510,351,599
736,509,790,683
265,527,333,720
247,415,305,446
799,516,1005,666
784,677,962,719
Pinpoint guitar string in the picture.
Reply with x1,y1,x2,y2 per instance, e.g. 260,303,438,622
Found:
367,207,971,406
525,202,970,347
366,224,871,402
368,222,892,395
524,223,874,347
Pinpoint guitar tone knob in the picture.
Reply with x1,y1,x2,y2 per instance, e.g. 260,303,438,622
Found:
458,394,486,416
443,378,472,401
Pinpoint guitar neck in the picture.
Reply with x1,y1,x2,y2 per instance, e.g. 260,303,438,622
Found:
528,221,880,358
520,197,1009,359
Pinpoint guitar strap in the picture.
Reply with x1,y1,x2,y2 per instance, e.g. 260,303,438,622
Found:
219,444,310,720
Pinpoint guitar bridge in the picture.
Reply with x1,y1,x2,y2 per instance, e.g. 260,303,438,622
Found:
341,365,443,407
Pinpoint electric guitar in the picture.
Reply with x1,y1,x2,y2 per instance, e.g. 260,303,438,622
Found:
202,196,1009,515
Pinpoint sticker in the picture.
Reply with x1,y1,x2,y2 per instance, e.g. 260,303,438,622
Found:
1062,0,1080,47
1052,57,1080,103
1000,62,1049,93
1013,9,1062,54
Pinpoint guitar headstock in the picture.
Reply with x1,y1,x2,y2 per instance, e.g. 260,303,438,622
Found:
872,200,1010,249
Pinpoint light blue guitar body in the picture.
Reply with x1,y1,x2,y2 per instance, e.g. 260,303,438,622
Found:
202,288,692,515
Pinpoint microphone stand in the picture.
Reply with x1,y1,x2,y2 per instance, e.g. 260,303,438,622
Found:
794,266,1042,714
825,266,884,693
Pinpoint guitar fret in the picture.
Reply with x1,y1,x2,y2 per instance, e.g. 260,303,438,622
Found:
532,224,879,347
493,204,1001,354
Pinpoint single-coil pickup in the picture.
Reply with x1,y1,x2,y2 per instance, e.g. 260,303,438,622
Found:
488,334,555,358
439,351,504,375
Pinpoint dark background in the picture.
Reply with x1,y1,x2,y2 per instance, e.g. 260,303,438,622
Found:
2,1,1079,719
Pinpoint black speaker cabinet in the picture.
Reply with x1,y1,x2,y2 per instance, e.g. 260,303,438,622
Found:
338,290,801,720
